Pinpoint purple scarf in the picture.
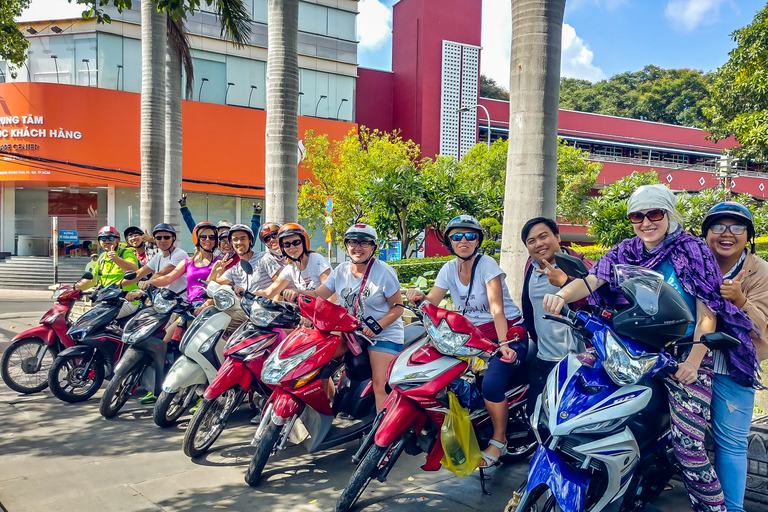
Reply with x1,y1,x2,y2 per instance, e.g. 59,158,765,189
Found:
591,227,760,388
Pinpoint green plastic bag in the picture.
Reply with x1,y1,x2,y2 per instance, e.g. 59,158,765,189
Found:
440,391,482,477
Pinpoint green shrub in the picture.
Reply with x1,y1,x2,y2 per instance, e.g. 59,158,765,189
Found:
391,256,452,284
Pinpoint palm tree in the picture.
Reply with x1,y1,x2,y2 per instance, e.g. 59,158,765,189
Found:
499,0,567,302
265,0,300,224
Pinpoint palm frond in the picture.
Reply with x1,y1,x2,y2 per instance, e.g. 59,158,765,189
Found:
216,0,252,47
167,13,194,99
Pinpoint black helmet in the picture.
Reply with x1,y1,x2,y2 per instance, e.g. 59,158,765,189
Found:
443,215,484,258
611,269,695,349
152,223,177,238
702,201,755,251
124,226,143,238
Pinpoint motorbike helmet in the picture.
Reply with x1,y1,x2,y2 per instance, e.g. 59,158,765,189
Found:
192,221,218,247
611,272,695,349
123,226,144,239
344,224,378,264
97,226,121,240
216,219,233,230
278,223,310,261
258,222,282,243
701,201,755,253
443,215,484,260
227,224,255,250
152,223,177,240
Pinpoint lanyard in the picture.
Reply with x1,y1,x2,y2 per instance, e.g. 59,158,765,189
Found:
353,259,375,316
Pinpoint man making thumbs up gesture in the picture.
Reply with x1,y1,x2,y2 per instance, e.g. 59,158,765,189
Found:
703,202,768,512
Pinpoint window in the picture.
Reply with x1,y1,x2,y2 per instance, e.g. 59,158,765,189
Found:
299,69,354,120
225,56,266,108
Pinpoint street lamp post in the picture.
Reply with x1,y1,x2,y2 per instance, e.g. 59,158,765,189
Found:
225,82,234,105
336,98,348,119
51,55,59,84
457,104,491,148
248,85,257,108
82,59,90,87
315,95,327,117
198,77,209,101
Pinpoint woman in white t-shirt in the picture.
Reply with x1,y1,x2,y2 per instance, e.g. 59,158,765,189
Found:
405,215,528,469
300,224,404,410
259,223,331,301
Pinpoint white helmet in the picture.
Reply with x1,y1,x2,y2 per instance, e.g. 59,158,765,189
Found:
344,223,378,244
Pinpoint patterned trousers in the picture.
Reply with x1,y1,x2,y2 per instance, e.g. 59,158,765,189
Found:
664,353,726,512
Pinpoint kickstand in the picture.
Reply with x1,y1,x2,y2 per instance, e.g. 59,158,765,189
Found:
480,467,492,495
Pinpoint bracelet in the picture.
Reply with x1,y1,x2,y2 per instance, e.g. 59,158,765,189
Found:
554,293,564,300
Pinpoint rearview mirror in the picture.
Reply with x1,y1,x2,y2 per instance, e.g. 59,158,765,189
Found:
81,271,94,281
240,259,254,275
554,253,590,279
123,271,137,281
699,332,741,351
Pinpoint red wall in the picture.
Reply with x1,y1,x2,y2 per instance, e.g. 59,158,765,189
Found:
356,68,395,132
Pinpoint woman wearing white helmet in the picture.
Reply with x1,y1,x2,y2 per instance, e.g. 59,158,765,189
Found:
299,223,404,410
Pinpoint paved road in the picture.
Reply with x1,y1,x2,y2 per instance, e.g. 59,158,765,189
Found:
0,298,696,512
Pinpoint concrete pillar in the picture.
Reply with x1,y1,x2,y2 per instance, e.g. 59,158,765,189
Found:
107,185,116,227
235,197,242,224
1,183,15,254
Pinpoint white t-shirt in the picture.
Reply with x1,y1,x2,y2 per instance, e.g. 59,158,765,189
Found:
323,260,405,344
222,251,283,293
147,247,188,298
279,252,331,291
434,255,522,326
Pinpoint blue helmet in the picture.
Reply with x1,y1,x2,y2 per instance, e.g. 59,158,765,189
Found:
702,202,754,238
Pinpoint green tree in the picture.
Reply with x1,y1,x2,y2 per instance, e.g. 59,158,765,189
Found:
479,217,502,255
454,139,509,220
705,3,768,161
557,140,601,223
0,0,29,71
480,75,510,100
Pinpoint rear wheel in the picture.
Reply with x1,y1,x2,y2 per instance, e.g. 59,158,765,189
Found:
48,353,105,403
335,443,389,512
1,338,57,394
244,415,282,487
99,365,143,418
153,386,198,428
183,388,244,458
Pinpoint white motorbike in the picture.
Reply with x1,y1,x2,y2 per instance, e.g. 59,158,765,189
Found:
152,279,241,427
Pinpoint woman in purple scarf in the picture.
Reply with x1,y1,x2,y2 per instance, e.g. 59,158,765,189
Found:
543,184,760,512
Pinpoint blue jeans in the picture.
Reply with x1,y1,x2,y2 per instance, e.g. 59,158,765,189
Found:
711,373,755,512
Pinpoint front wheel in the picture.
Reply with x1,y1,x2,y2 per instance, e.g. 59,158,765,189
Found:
153,386,198,428
183,388,244,458
48,353,105,403
99,365,143,418
1,338,57,394
335,443,389,512
513,483,562,512
244,416,282,487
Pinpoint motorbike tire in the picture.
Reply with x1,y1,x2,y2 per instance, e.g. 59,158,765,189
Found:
99,365,143,419
48,354,105,403
244,416,282,487
514,483,563,512
502,439,538,464
335,443,389,512
183,388,244,458
153,387,196,428
1,338,57,394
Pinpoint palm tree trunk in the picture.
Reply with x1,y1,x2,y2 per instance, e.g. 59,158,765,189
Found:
265,0,300,224
499,0,566,303
140,1,167,232
164,43,183,232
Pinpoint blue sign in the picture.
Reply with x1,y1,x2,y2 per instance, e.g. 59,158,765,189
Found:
326,196,333,214
59,230,79,243
388,241,402,262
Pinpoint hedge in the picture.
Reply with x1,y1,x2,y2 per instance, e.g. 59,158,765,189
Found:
390,256,452,284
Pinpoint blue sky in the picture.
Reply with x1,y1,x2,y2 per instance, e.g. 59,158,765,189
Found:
19,0,768,87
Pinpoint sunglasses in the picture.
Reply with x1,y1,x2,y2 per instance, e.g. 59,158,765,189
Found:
155,235,174,241
281,239,303,248
449,231,479,242
98,236,117,242
346,240,375,248
627,209,666,224
218,236,229,241
198,234,217,240
709,223,747,236
263,234,278,243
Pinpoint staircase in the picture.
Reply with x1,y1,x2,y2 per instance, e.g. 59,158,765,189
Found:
0,256,93,290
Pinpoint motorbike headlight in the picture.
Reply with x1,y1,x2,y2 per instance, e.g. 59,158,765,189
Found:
603,330,658,386
199,332,220,354
153,294,176,314
213,289,236,311
427,318,481,357
250,302,280,327
124,315,160,344
262,346,316,385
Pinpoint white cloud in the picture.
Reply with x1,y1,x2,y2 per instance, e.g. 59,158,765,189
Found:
481,0,605,87
664,0,727,32
17,0,84,23
357,0,392,50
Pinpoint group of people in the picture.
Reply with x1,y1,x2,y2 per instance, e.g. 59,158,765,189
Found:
69,187,765,512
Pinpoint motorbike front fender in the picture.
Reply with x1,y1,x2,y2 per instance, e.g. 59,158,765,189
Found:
268,387,304,420
374,389,427,447
162,355,208,393
12,325,58,346
113,348,150,379
57,345,98,360
523,444,591,512
203,358,253,400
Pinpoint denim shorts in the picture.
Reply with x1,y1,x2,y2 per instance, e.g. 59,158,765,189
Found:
368,340,403,356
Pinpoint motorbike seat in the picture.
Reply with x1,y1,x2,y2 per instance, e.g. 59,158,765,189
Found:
403,322,426,348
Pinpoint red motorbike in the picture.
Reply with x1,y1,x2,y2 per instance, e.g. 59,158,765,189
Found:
182,295,299,458
244,295,425,487
1,272,92,394
334,301,537,512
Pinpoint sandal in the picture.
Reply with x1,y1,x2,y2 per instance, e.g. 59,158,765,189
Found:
480,439,507,468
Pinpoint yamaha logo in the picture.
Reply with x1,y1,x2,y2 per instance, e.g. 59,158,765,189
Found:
560,411,569,419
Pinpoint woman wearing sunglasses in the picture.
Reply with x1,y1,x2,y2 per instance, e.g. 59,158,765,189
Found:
405,215,528,469
543,185,760,512
259,223,331,301
702,202,767,512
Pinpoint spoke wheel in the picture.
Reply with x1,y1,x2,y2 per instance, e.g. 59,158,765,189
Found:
48,354,104,403
183,388,244,458
99,365,143,418
153,386,197,427
1,338,57,394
